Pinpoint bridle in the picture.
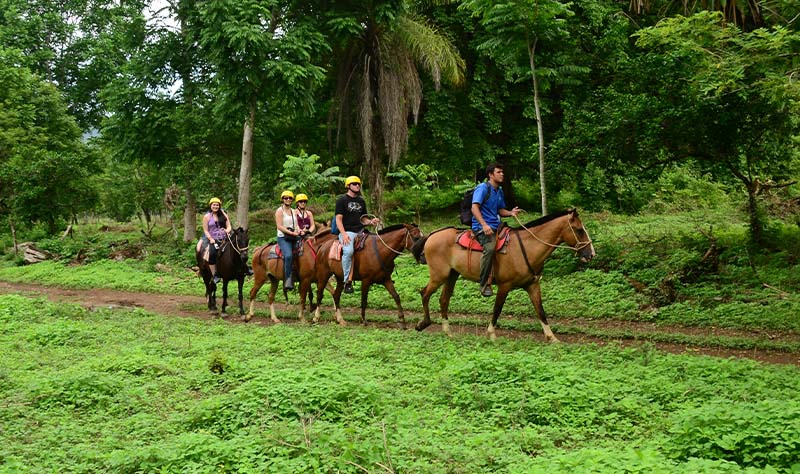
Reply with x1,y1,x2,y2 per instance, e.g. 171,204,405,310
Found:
512,212,592,252
225,230,249,256
374,225,418,255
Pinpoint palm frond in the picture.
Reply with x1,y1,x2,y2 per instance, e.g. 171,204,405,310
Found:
396,14,466,89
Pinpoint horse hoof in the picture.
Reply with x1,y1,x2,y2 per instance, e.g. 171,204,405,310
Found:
415,320,431,331
243,314,252,322
270,318,281,324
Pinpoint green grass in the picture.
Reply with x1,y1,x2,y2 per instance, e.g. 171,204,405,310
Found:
1,295,799,473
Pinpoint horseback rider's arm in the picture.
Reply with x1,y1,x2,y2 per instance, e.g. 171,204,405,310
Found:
305,211,316,235
202,214,215,243
499,207,521,218
360,215,380,226
472,203,492,235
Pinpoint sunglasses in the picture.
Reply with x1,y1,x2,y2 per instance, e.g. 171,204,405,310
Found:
350,183,361,186
297,200,307,204
283,197,293,201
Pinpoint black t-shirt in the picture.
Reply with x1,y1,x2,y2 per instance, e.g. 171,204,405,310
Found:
334,194,367,234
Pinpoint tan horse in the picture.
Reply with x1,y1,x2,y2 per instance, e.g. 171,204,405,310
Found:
246,228,337,323
411,209,595,341
313,223,423,328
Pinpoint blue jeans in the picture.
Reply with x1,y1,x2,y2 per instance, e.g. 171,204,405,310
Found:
340,231,357,282
277,236,295,280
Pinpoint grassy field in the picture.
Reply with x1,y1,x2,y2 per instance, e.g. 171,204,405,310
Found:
1,294,799,473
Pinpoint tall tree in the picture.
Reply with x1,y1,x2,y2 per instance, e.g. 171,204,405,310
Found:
326,1,465,215
0,48,98,234
460,0,579,215
196,0,329,229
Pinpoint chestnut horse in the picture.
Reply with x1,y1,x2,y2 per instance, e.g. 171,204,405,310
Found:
246,228,337,323
411,209,595,341
313,223,422,328
196,227,250,316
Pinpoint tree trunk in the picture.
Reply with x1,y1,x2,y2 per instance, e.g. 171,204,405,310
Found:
183,188,197,242
746,181,764,247
528,38,547,215
236,105,256,230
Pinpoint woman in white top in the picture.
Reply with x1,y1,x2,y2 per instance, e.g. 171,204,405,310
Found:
275,190,301,290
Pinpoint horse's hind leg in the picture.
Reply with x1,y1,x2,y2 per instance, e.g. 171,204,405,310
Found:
381,280,406,329
525,281,559,343
220,280,229,316
246,265,268,321
415,269,452,332
359,281,372,326
267,277,281,323
237,277,244,315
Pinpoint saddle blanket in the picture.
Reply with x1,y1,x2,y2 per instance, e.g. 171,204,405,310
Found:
456,227,510,253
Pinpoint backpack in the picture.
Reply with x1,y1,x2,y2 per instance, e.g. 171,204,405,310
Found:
459,182,490,226
331,217,339,235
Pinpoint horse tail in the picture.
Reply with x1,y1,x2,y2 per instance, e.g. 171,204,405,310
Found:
411,234,429,264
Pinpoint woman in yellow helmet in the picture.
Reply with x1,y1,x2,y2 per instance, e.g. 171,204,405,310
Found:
275,190,301,290
294,193,316,237
334,176,380,294
202,197,233,283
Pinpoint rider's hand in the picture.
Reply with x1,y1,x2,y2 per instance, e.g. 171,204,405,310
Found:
482,224,493,235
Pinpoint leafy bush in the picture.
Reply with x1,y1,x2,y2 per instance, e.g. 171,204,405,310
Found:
665,401,800,471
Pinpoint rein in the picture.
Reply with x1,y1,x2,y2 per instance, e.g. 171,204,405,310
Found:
364,214,410,256
512,213,592,252
225,231,249,255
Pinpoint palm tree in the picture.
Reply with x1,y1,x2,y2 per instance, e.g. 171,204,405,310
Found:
328,1,465,215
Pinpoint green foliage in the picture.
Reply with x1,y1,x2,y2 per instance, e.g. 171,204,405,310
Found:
666,401,800,470
1,295,799,473
278,150,342,198
387,163,440,222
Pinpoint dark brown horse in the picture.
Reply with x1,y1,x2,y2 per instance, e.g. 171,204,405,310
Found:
412,209,595,341
196,227,250,316
246,228,337,323
313,223,422,328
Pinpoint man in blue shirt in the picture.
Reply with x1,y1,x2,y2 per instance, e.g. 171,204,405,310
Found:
472,163,521,296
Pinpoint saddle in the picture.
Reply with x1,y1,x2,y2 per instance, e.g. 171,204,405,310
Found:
196,239,228,263
269,240,304,259
456,227,511,253
327,231,369,262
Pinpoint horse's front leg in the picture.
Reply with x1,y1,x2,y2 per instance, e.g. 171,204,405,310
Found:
525,280,559,343
297,278,310,324
358,280,372,326
331,276,346,326
246,266,268,322
487,285,511,341
381,279,406,329
220,280,229,316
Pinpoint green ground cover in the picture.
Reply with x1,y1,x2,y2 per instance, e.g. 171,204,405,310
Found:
1,295,798,473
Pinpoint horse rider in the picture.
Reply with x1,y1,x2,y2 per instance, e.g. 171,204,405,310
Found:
203,197,233,284
294,193,316,237
472,163,521,297
275,190,301,290
335,176,380,294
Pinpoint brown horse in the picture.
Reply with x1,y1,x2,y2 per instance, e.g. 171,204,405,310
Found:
312,223,422,328
246,228,337,323
411,209,595,341
196,227,250,316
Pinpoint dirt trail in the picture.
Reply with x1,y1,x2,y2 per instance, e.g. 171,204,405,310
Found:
2,280,798,367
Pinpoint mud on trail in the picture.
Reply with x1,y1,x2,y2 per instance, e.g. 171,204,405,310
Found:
2,280,799,367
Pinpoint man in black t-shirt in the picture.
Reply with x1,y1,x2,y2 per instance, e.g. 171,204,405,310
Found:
334,176,380,294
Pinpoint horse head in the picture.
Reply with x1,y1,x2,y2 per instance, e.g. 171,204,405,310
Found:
232,227,250,265
562,209,595,263
404,223,423,250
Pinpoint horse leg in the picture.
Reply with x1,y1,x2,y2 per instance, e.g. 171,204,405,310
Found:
487,285,511,341
438,270,460,336
332,277,346,326
312,274,328,324
297,278,310,324
246,263,268,322
525,281,559,343
415,270,450,331
382,280,406,330
268,276,281,323
237,276,244,315
220,280,229,316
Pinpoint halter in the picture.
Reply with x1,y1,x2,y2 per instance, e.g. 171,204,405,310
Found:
361,214,415,256
512,212,592,252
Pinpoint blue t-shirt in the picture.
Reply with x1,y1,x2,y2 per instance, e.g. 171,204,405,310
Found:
471,183,505,231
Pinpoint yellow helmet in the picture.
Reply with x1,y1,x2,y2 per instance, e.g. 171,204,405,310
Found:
209,197,222,205
280,190,295,200
295,193,309,202
345,176,362,187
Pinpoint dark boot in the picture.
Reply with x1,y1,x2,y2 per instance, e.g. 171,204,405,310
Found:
284,276,294,290
213,273,221,284
246,265,254,276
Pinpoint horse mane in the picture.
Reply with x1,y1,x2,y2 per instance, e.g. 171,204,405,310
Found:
378,223,410,234
510,208,575,230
